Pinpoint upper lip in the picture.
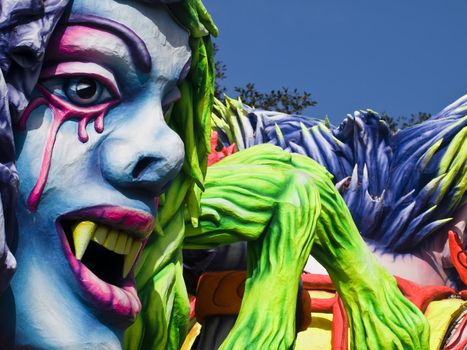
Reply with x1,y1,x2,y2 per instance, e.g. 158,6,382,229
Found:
60,205,155,238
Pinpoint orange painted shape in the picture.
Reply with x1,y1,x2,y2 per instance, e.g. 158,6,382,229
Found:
331,296,348,350
207,131,236,166
395,276,456,312
195,271,311,331
448,230,467,285
195,271,245,324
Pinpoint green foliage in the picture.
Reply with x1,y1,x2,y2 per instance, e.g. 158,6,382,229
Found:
234,83,317,115
380,112,398,132
402,112,432,128
213,45,316,115
381,112,432,132
213,43,227,99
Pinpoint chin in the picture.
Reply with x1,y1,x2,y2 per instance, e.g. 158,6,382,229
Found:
14,334,123,350
5,200,156,349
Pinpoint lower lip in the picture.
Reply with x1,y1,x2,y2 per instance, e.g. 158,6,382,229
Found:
57,223,142,321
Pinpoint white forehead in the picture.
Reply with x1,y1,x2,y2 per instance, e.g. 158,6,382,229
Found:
70,0,191,79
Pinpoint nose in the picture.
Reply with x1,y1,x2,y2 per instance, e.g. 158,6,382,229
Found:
99,110,184,197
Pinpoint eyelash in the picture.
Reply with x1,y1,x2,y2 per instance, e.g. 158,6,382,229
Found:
29,64,122,143
39,62,121,107
40,75,119,108
39,62,182,118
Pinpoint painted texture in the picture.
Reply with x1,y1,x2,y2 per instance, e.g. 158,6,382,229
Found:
0,0,69,298
191,94,465,348
211,95,466,289
213,95,466,250
185,144,428,349
0,1,464,349
1,0,194,348
124,2,219,349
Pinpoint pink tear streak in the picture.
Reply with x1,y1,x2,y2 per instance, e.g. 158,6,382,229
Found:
18,85,117,212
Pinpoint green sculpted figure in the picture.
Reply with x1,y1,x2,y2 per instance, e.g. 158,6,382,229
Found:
184,145,429,349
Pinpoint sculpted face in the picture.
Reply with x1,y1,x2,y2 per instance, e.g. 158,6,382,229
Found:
9,0,190,348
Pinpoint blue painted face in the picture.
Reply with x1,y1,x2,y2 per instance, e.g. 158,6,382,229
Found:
9,0,190,348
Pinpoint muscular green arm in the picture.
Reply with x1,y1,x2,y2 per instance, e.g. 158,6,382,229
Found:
185,144,429,350
185,145,320,349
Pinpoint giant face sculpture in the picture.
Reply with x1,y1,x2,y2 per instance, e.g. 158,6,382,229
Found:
9,0,190,347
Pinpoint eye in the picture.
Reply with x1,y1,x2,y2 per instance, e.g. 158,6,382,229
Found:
41,76,114,107
66,77,101,104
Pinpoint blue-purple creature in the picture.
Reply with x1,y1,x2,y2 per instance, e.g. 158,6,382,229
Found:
183,96,466,349
206,95,466,289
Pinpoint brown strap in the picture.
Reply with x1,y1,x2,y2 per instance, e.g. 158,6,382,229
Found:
194,271,311,331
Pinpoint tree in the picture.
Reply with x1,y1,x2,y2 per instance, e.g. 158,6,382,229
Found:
381,112,432,132
214,44,316,115
213,43,227,99
399,112,432,128
233,83,316,115
214,44,430,126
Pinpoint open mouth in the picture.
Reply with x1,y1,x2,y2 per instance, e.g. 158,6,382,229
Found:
57,206,155,322
442,307,467,349
63,220,144,282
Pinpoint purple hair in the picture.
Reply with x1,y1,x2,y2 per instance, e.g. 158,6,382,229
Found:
0,0,71,293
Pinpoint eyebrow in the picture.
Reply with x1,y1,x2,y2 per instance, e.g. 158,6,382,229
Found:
67,14,152,73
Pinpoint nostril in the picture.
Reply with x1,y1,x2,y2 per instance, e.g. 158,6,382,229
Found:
132,157,158,179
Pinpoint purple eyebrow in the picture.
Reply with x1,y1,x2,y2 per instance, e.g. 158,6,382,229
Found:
67,14,152,73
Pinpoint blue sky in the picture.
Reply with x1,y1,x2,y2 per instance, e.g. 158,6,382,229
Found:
203,0,467,125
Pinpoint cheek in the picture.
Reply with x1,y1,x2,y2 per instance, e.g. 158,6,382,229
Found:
15,106,53,196
16,85,116,211
168,129,185,170
48,123,95,179
15,105,96,207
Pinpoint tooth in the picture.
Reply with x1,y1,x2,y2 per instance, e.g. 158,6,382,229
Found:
104,229,119,251
93,226,109,245
123,237,133,254
123,240,142,278
114,232,128,254
73,221,97,260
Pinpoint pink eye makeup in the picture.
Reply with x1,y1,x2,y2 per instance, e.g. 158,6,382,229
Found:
40,62,121,104
17,62,121,212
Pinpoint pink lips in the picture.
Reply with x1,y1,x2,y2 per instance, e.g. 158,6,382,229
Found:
67,205,155,237
58,206,155,321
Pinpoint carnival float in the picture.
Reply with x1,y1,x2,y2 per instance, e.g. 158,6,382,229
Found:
0,0,465,349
